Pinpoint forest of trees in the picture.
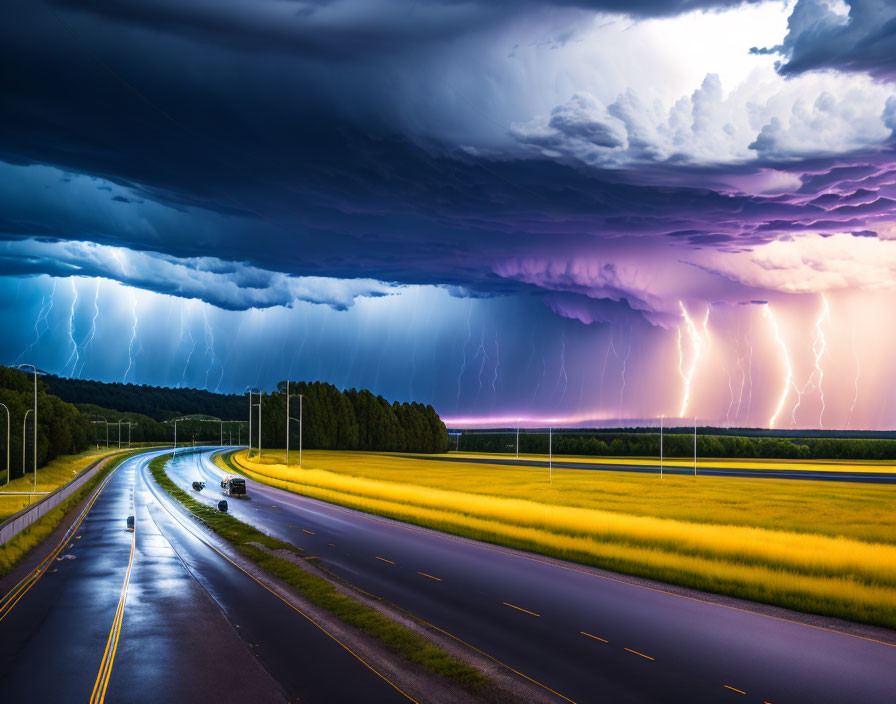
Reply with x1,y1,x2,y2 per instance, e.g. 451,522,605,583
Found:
25,372,449,455
456,429,896,460
256,382,448,453
45,376,245,421
0,367,91,480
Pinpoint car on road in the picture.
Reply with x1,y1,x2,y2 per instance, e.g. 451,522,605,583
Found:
192,481,205,491
222,476,247,497
217,500,228,512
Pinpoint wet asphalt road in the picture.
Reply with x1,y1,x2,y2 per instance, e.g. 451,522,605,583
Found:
0,449,408,704
180,448,896,704
417,454,896,483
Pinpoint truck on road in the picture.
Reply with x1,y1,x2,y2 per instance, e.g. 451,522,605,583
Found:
221,475,247,497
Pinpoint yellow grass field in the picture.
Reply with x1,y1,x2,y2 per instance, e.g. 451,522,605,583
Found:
444,452,896,473
227,449,896,629
0,448,125,520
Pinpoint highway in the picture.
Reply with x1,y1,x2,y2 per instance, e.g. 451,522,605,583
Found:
0,449,410,704
177,448,896,704
421,454,896,483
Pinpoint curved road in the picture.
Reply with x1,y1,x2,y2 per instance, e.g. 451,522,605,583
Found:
176,448,896,704
417,454,896,483
0,449,409,704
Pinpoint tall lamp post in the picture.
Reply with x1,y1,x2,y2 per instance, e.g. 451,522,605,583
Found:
90,418,110,448
246,387,261,458
0,403,8,487
284,381,303,467
22,409,32,484
17,364,46,492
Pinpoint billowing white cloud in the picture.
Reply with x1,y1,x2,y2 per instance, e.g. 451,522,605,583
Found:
0,239,399,310
691,232,896,293
511,69,894,166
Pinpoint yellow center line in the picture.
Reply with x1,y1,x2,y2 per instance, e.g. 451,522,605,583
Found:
724,685,746,695
417,571,442,581
302,529,316,535
580,631,608,643
90,513,137,703
624,648,654,661
376,556,396,564
502,602,540,617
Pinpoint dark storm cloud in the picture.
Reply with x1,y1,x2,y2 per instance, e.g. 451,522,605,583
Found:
752,0,896,81
2,0,896,324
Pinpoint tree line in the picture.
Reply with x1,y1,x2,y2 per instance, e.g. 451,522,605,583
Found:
0,367,91,480
2,369,450,475
44,375,245,421
254,382,448,453
457,430,896,460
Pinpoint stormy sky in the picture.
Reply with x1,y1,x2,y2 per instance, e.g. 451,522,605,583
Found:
3,0,896,428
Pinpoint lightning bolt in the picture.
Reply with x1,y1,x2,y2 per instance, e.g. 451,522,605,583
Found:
558,336,568,401
61,279,80,377
764,303,794,429
180,308,196,388
123,290,138,383
491,334,499,394
618,326,631,416
457,301,472,407
847,325,860,429
790,294,830,428
76,281,100,378
813,294,830,428
475,327,488,401
677,301,705,418
15,292,49,365
202,305,215,390
600,328,614,405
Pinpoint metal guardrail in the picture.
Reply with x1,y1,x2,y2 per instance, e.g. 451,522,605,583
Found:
0,451,124,546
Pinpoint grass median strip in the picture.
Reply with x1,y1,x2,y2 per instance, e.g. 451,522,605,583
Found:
149,454,487,692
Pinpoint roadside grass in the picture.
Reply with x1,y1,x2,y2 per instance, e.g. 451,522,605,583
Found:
150,453,486,692
0,449,148,577
0,447,127,520
229,450,896,630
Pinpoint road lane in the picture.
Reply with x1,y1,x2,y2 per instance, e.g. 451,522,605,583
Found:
0,452,139,701
0,449,411,704
183,448,896,704
128,451,411,704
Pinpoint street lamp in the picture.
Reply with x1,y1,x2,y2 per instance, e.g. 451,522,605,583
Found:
284,381,303,467
90,418,110,448
246,387,261,458
660,415,664,480
22,409,32,484
0,403,8,486
17,364,46,491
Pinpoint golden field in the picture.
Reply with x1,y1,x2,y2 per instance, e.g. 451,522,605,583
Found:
0,447,124,520
445,452,896,473
226,449,896,629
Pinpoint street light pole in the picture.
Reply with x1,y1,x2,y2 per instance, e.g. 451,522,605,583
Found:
693,417,697,477
17,364,41,490
285,382,303,467
516,425,519,459
23,409,32,483
248,390,253,457
548,426,552,484
660,415,664,479
117,419,122,450
0,403,8,487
